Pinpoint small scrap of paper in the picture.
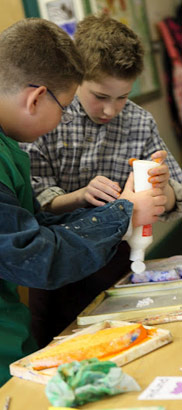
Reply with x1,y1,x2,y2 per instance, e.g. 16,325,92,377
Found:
139,376,182,400
49,406,166,410
48,407,166,410
49,408,78,410
104,408,165,410
104,407,166,410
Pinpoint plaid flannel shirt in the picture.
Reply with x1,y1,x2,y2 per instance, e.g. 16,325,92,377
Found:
20,96,182,208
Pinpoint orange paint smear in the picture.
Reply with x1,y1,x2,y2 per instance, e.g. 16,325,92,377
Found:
153,158,162,163
31,325,157,371
128,158,137,166
102,328,157,360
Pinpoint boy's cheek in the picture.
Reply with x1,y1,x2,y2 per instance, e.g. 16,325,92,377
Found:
80,97,95,114
87,101,102,116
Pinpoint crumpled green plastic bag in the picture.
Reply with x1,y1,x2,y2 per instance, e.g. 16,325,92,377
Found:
45,358,140,407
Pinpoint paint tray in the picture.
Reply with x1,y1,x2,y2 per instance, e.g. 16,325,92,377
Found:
10,320,172,384
115,256,182,287
77,280,182,326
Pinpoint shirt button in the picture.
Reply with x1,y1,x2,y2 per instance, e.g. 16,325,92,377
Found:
119,205,123,210
62,113,73,123
92,216,98,222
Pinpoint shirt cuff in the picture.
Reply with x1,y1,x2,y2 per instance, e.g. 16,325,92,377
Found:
37,187,66,208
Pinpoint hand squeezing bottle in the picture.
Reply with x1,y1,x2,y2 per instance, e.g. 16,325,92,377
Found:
127,160,160,274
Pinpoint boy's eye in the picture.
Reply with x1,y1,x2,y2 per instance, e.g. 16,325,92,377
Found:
94,94,128,101
95,95,106,100
118,95,128,100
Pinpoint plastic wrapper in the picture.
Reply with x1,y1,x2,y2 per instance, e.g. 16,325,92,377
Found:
131,268,181,283
45,358,140,407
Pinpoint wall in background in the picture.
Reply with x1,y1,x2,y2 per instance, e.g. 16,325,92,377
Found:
0,0,25,31
145,0,180,41
140,0,182,256
144,0,181,164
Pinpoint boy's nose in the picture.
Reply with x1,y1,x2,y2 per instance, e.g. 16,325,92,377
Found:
102,102,117,117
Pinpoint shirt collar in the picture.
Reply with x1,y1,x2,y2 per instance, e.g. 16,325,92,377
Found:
70,95,86,116
61,95,85,124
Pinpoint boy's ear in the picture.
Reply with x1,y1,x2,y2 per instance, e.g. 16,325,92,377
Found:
27,86,47,114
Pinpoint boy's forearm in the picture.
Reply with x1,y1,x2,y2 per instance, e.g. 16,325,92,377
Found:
45,188,88,214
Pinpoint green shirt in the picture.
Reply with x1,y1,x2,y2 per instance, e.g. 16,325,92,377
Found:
0,131,37,387
0,131,34,213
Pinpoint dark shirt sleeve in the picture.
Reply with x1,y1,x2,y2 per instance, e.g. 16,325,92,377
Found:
0,183,133,289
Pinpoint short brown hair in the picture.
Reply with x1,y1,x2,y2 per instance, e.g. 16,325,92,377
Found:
74,14,144,81
0,18,84,94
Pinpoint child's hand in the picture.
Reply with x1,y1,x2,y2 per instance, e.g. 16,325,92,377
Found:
82,175,121,206
148,150,169,189
128,151,169,190
150,150,175,211
119,173,167,227
151,150,167,163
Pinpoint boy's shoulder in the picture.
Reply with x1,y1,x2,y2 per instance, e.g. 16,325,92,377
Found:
121,100,157,133
0,131,34,211
0,131,13,158
0,131,24,161
0,132,18,195
124,99,153,119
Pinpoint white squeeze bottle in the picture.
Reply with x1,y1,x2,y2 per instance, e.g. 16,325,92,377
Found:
127,159,160,275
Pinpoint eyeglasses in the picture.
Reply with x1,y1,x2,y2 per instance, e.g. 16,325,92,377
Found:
28,84,65,112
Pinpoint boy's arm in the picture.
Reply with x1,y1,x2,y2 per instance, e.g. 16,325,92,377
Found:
20,142,118,213
0,182,133,290
44,175,121,214
40,174,167,226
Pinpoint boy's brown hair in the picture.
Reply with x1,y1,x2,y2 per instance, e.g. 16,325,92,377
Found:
0,18,84,95
74,14,144,81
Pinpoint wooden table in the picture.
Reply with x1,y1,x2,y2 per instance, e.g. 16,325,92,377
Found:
0,321,182,410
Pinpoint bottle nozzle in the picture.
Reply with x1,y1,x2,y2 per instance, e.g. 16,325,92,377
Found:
131,260,146,274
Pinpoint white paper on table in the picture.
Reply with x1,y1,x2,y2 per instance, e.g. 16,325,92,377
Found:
139,376,182,400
